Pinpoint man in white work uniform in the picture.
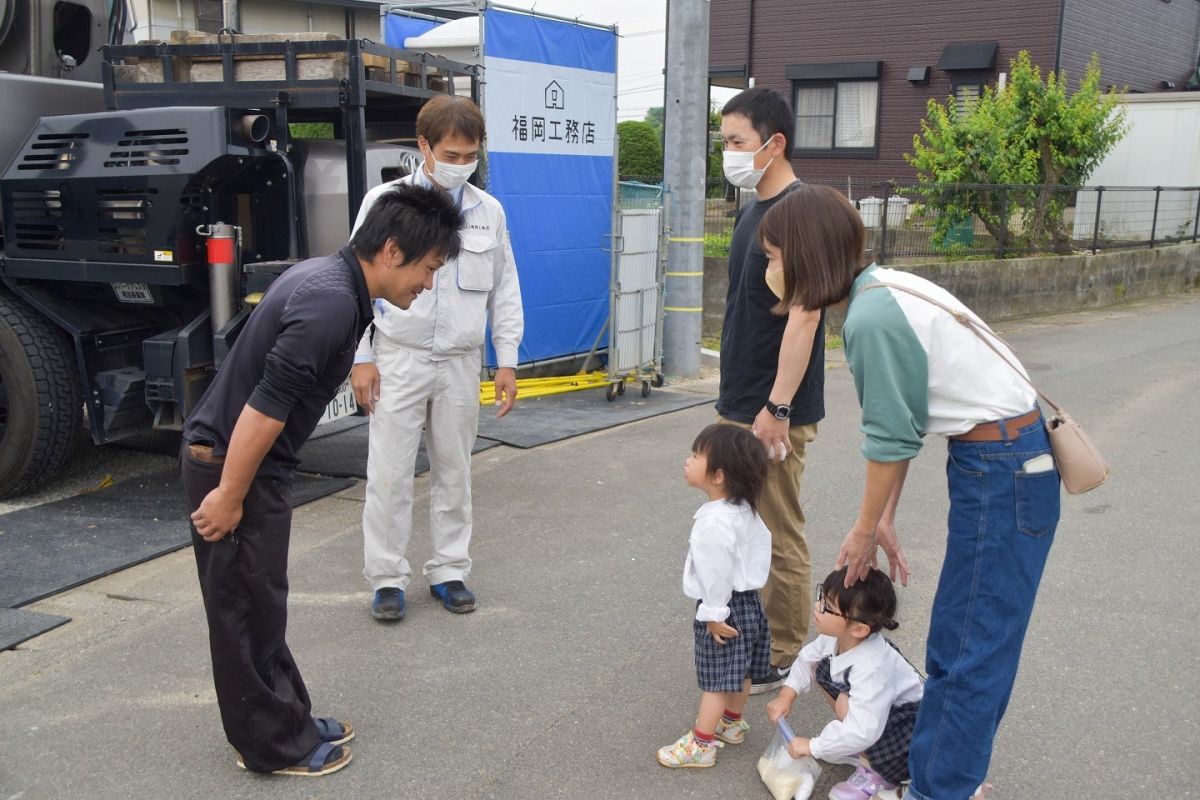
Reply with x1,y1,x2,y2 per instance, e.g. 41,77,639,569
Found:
351,94,524,622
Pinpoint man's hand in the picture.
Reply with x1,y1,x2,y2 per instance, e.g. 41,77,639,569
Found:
493,367,517,418
706,620,738,645
786,736,812,759
875,517,910,587
837,518,879,587
350,362,381,414
751,407,790,462
191,485,243,542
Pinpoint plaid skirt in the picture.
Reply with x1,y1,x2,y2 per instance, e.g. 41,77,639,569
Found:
815,650,920,784
693,590,772,693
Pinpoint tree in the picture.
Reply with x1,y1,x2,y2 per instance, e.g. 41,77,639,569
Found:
907,51,1126,253
644,106,664,138
617,120,663,178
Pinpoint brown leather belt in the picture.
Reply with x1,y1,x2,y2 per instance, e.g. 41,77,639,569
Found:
951,409,1042,442
188,443,226,464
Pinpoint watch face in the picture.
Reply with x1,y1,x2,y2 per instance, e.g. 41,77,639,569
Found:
774,408,790,419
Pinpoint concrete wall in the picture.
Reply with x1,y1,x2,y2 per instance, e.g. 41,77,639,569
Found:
703,243,1200,339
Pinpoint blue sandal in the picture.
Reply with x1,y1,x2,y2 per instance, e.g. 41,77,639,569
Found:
313,716,354,745
235,741,353,776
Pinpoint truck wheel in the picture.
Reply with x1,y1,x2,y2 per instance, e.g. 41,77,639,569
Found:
0,292,82,498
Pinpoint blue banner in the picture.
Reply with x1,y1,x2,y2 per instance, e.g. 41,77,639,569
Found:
483,8,617,365
383,15,439,48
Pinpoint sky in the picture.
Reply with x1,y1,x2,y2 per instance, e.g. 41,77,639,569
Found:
493,0,672,122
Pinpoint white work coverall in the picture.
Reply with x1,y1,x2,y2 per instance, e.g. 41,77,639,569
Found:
353,172,523,591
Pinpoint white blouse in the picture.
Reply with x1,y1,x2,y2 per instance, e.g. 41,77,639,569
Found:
682,499,772,622
784,631,925,761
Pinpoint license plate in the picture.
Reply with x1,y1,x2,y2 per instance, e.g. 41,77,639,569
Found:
318,379,359,425
112,281,155,304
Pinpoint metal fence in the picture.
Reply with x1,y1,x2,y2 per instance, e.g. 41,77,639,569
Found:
623,176,1200,263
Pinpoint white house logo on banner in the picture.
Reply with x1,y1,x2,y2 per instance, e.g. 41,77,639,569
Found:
485,57,616,157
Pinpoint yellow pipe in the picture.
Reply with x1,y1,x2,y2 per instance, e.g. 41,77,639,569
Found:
479,371,613,404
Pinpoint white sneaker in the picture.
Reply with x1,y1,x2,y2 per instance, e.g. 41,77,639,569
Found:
655,731,722,768
715,715,750,744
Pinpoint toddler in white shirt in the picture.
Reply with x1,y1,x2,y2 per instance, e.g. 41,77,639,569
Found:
767,567,923,800
656,423,773,769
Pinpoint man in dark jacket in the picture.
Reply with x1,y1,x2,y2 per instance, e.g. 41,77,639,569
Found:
181,184,463,776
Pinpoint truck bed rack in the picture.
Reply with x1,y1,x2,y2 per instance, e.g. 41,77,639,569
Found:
102,37,479,218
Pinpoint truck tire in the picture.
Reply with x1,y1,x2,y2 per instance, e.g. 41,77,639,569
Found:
0,291,82,498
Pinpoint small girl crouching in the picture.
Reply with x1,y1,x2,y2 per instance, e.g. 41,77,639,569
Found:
766,567,923,799
657,423,772,769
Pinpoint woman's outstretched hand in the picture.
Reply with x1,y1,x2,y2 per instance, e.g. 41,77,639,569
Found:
836,520,878,587
874,518,910,587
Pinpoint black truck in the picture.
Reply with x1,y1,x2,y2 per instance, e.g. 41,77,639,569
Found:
0,0,477,497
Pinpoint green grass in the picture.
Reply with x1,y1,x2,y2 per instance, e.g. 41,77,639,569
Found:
825,334,843,350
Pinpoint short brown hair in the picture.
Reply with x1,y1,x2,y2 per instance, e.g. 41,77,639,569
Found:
416,94,486,146
757,184,867,313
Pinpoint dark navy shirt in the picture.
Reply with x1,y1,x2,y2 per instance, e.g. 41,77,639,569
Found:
716,182,826,426
183,247,372,479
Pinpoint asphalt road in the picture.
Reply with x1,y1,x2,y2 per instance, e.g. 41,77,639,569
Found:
1,291,1197,800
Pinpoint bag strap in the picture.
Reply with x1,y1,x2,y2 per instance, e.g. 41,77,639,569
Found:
859,282,1065,417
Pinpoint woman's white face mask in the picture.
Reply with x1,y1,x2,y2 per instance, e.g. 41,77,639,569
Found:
722,138,775,189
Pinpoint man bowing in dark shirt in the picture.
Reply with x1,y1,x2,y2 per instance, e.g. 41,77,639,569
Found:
181,184,463,777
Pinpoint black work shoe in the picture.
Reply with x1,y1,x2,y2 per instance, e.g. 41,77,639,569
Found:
429,580,476,613
370,587,405,621
749,664,790,695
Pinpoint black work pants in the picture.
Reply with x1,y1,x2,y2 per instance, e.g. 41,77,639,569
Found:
181,447,320,772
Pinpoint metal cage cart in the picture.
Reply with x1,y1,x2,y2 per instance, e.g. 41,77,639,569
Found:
605,183,666,400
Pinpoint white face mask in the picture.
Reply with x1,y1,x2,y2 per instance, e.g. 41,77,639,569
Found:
722,138,775,189
424,151,477,191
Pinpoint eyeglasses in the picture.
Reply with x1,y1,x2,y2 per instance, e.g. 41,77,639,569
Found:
815,586,865,623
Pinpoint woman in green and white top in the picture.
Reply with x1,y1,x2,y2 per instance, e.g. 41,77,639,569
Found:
757,184,1060,800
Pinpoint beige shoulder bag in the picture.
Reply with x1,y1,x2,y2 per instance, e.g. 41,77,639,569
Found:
861,283,1110,494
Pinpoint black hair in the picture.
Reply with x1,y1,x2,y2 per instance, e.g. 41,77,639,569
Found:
691,423,768,513
349,183,464,264
721,86,795,160
820,567,900,633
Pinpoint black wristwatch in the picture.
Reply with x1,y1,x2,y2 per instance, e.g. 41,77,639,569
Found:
765,399,791,420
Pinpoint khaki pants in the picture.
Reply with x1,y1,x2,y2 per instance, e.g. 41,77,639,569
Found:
718,416,817,668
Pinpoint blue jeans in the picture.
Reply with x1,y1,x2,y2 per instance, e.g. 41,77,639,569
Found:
907,416,1060,800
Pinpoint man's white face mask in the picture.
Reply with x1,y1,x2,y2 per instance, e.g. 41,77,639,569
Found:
425,152,477,191
722,138,775,189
